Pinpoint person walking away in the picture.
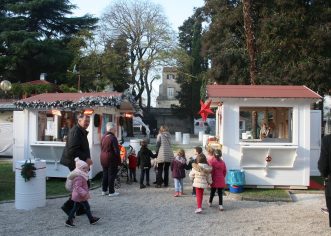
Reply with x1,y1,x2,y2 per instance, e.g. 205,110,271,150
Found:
208,149,227,211
65,158,100,227
318,134,331,227
187,146,203,196
189,153,212,214
171,149,187,197
60,112,93,216
155,126,173,188
137,139,156,189
128,150,138,182
100,122,121,197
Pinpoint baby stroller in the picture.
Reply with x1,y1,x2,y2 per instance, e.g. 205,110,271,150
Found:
114,144,133,189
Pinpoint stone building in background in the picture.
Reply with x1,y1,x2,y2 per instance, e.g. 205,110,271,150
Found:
156,67,180,108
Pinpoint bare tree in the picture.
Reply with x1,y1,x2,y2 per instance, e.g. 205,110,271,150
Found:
243,0,257,85
99,0,175,110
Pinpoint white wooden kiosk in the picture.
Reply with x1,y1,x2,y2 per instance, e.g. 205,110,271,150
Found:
206,85,322,188
13,92,135,178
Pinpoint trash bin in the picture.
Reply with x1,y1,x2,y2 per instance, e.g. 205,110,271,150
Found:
226,169,245,193
182,133,190,144
15,160,46,210
175,132,182,143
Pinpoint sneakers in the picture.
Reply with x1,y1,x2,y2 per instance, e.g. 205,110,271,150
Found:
195,208,202,214
65,219,75,227
321,208,329,215
101,191,107,196
174,192,179,197
109,192,120,197
146,183,150,187
219,205,224,211
90,217,100,225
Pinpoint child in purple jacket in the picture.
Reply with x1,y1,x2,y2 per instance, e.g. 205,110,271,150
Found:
171,149,187,197
65,158,100,227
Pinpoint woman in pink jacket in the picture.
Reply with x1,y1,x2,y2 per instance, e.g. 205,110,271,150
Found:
208,149,227,211
65,158,100,227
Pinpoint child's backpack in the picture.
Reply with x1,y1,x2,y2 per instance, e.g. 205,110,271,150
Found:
65,178,73,192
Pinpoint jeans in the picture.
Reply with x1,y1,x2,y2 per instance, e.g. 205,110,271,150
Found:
174,178,183,192
209,187,224,205
68,201,93,221
156,162,170,186
140,168,150,185
102,165,118,194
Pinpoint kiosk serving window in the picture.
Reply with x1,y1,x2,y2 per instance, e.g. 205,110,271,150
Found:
239,107,293,143
37,111,75,141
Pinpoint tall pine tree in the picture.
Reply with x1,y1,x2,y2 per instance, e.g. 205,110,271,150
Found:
0,0,97,83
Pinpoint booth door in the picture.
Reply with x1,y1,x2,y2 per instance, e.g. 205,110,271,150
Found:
310,110,321,176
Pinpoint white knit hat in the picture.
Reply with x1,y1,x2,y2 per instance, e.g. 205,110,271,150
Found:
74,157,88,170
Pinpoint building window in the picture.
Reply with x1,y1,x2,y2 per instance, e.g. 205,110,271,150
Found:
167,74,175,80
239,107,293,143
167,87,175,99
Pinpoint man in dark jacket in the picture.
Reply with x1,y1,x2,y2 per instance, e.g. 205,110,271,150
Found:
318,134,331,227
100,122,121,196
60,112,93,215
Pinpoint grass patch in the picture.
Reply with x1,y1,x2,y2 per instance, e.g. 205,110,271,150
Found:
0,161,15,201
0,161,101,201
236,188,292,202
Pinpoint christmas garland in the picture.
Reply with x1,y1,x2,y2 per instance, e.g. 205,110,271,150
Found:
21,160,36,182
14,93,140,112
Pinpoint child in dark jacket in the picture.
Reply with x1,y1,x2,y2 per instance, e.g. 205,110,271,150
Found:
171,149,187,197
137,139,156,189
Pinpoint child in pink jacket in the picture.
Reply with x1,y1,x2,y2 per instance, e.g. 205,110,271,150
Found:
65,158,100,227
208,149,227,211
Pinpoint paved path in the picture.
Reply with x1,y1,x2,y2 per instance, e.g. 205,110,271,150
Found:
0,136,330,235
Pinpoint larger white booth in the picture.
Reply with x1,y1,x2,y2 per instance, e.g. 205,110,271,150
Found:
13,92,135,178
207,85,321,188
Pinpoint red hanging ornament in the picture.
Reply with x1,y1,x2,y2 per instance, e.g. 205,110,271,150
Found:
198,100,214,122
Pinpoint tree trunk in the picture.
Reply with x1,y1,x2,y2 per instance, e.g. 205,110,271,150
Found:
243,0,257,85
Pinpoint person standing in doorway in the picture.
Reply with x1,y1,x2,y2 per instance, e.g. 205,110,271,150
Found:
60,111,93,216
155,126,174,188
100,122,121,197
318,134,331,227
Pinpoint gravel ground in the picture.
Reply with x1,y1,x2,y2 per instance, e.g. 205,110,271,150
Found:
0,137,330,235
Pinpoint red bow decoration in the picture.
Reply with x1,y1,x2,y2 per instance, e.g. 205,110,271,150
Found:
198,100,214,121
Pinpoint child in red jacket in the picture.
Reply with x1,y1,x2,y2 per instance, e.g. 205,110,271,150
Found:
128,150,138,182
208,149,227,211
